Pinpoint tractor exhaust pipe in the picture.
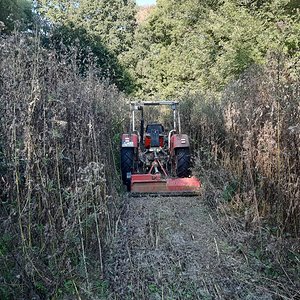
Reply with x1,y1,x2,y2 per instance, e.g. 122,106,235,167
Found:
140,106,144,148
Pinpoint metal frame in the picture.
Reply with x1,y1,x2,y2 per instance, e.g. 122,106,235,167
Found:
130,101,181,133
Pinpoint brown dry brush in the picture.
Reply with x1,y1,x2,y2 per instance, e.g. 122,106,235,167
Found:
221,62,299,236
181,59,300,293
184,59,300,237
184,58,300,288
0,33,126,299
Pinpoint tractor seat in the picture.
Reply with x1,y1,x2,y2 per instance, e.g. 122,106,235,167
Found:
149,129,160,147
145,123,164,134
144,124,165,149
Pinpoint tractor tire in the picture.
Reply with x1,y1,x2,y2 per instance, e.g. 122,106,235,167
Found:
175,148,190,178
121,147,134,190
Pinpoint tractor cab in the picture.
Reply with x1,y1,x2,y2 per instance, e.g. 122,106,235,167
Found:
145,123,165,149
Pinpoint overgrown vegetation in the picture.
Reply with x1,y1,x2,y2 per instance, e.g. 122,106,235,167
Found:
37,0,137,92
0,0,33,33
128,0,299,97
182,58,300,236
0,32,125,299
0,0,300,298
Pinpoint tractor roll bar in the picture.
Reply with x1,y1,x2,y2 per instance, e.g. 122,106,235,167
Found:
131,101,179,106
130,100,181,134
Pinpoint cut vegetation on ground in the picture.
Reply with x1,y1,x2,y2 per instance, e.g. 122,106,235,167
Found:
107,192,300,299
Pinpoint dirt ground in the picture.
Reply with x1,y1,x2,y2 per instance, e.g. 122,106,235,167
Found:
106,195,299,300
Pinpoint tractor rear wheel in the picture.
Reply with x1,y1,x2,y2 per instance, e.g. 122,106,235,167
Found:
175,148,190,178
121,147,134,190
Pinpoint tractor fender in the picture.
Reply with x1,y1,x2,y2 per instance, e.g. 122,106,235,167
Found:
170,134,190,152
121,133,138,148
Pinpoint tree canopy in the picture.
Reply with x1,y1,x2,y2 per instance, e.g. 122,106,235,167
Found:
35,0,137,92
127,0,300,98
37,0,137,57
1,0,299,96
0,0,33,33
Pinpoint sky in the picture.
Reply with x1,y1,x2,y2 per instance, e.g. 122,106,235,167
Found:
136,0,156,5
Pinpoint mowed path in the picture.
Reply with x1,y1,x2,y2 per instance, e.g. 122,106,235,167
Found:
107,196,277,300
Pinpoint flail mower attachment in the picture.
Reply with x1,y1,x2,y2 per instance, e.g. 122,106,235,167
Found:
130,174,201,197
121,101,201,196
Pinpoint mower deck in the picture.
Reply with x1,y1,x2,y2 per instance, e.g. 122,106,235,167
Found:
130,174,201,196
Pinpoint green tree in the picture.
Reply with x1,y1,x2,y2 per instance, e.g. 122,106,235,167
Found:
49,24,134,92
37,0,137,92
0,0,33,33
37,0,137,57
128,0,300,98
126,0,221,97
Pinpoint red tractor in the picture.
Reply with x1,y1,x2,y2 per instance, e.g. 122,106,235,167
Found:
121,101,200,195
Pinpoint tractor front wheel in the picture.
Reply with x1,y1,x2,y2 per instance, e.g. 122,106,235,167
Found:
175,148,190,178
121,147,134,191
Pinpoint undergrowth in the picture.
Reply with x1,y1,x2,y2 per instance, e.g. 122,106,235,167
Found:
184,58,300,237
0,32,126,299
188,58,300,295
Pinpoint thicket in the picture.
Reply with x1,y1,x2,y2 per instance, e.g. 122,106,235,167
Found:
0,0,33,33
129,0,299,97
183,61,300,236
37,0,137,92
0,1,136,298
0,33,125,299
180,58,300,293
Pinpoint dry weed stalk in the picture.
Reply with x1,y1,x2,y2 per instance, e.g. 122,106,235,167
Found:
0,32,125,298
184,62,300,237
183,62,300,294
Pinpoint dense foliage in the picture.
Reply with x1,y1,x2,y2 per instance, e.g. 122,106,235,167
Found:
0,0,33,33
0,33,125,299
36,0,137,91
128,0,300,97
38,0,137,56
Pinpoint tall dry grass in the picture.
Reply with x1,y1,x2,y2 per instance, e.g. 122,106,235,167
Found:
182,57,300,237
0,32,126,299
